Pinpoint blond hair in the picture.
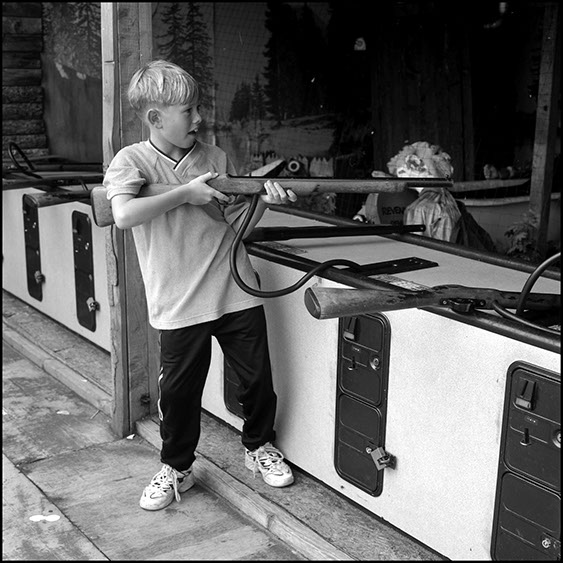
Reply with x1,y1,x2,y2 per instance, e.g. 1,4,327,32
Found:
127,59,199,117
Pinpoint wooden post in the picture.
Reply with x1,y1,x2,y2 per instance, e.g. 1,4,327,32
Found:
101,2,158,436
529,2,560,258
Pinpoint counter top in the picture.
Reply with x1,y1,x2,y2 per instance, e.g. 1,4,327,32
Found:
246,207,560,353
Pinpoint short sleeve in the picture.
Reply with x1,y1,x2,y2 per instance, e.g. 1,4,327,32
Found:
103,149,147,200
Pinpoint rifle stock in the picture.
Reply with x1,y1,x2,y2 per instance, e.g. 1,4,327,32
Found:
304,285,560,319
90,174,453,227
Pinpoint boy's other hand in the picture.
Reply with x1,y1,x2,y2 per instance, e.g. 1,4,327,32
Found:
181,172,231,205
260,180,297,206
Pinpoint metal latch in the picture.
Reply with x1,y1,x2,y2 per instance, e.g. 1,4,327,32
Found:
34,270,45,284
540,533,560,558
367,446,396,470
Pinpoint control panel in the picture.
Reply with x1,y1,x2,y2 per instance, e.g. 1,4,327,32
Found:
334,313,392,496
72,211,97,331
491,362,560,560
22,195,43,301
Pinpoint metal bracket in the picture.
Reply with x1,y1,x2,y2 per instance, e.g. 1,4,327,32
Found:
86,297,99,312
344,256,438,278
440,297,490,313
368,446,396,470
33,270,45,285
441,297,478,313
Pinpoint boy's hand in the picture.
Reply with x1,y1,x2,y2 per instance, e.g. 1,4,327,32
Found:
181,172,231,205
260,180,297,205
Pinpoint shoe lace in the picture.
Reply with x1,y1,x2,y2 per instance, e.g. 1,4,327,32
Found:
249,443,286,477
148,465,181,502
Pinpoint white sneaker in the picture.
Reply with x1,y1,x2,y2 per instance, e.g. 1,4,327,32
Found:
139,464,194,511
245,442,294,487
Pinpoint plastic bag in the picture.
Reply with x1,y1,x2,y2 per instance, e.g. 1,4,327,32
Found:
404,187,462,242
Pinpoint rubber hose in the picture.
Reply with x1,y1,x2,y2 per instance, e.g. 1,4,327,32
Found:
516,251,561,316
229,194,362,298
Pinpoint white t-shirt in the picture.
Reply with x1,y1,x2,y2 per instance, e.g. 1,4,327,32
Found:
104,140,263,330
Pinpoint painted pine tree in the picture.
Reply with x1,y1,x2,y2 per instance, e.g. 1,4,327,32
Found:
156,2,213,108
43,2,101,78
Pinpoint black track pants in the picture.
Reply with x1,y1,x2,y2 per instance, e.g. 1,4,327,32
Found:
157,306,277,471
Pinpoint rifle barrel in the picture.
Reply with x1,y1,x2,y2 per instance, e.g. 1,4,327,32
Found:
208,174,453,194
90,175,453,228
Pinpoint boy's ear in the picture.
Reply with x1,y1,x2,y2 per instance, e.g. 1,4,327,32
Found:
146,108,161,127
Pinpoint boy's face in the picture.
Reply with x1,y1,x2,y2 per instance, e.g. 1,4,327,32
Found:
150,99,202,155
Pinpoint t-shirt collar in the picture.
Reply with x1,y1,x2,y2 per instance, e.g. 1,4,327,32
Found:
146,139,198,171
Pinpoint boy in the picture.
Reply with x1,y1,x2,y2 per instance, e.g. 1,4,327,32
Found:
104,60,297,511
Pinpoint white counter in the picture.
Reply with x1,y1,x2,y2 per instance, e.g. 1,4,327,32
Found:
203,208,560,561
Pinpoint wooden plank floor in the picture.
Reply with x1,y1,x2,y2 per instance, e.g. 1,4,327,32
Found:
3,288,443,561
2,341,304,561
3,453,108,560
2,290,113,399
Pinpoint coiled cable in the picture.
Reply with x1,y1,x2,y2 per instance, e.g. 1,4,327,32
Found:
229,194,362,298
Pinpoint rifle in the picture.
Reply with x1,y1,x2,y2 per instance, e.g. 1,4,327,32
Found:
303,284,560,319
89,175,453,227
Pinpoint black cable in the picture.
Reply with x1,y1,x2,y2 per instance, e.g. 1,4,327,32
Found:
492,250,561,336
516,251,561,316
491,301,560,336
229,194,362,298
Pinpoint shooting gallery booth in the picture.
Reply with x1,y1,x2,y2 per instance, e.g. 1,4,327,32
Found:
2,2,560,561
